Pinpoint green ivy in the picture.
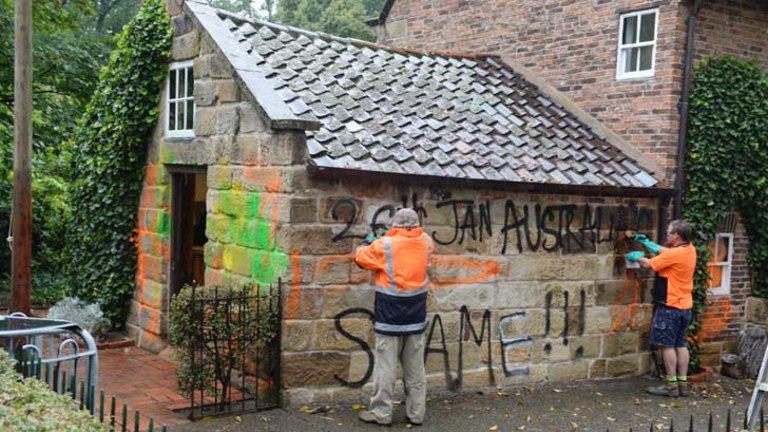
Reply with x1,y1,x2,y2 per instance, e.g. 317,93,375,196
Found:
683,56,768,364
65,0,171,326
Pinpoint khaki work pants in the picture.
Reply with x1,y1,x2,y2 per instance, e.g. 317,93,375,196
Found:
368,333,426,424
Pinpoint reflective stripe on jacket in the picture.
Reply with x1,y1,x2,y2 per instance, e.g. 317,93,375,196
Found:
354,227,434,335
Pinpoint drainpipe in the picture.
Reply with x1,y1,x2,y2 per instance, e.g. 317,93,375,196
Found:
673,0,705,219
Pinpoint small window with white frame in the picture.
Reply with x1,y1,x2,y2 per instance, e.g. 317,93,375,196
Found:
166,61,195,138
707,233,733,295
616,9,658,80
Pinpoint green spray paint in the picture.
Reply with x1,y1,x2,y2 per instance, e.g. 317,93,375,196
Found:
212,188,287,286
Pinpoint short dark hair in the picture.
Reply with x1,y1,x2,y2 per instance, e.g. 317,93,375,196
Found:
668,219,693,243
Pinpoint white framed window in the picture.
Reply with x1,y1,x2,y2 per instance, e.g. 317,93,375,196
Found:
166,61,195,138
707,233,733,295
616,9,658,80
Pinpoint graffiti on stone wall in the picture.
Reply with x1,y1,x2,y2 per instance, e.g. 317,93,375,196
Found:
328,194,654,255
333,288,587,390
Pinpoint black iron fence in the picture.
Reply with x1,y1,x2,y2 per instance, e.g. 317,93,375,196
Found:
174,281,282,420
16,353,168,432
610,408,763,432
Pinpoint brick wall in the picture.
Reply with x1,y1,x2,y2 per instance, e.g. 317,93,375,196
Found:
698,215,751,365
377,0,689,181
695,0,768,69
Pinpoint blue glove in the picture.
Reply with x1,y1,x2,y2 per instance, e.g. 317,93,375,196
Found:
625,251,645,263
632,233,662,255
362,232,377,246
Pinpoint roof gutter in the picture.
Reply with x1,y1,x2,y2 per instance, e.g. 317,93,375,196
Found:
309,165,676,199
673,0,705,218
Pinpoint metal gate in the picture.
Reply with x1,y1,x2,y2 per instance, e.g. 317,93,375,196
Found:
180,281,282,420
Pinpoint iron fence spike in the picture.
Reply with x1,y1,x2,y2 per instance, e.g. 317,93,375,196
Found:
726,409,731,432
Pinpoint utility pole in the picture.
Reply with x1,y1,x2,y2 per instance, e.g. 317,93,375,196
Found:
11,0,32,315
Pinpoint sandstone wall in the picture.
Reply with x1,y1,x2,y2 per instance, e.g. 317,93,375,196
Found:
126,2,307,352
277,178,662,404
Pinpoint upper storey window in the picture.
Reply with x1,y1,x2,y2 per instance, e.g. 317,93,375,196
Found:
616,9,658,80
167,61,195,138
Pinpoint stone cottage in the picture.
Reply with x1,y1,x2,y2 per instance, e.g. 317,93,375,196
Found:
128,0,681,404
368,0,768,370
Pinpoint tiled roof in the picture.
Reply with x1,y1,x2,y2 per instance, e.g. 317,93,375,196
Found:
186,1,662,189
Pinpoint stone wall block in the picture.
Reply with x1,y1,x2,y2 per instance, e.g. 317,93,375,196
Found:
570,335,601,359
261,132,304,166
617,332,640,355
536,339,571,362
171,30,199,61
493,282,542,308
277,226,353,255
589,359,606,378
138,254,167,284
282,352,351,388
137,278,166,309
171,13,194,36
348,351,374,385
284,287,325,320
194,106,216,136
193,54,212,79
236,166,286,193
210,53,235,78
207,165,233,190
320,197,364,224
290,198,318,223
204,242,224,269
231,133,266,165
584,307,613,335
432,284,496,312
605,354,640,377
194,80,216,106
216,105,240,135
541,281,595,306
505,256,538,281
313,319,373,351
166,0,182,16
315,259,351,286
239,102,269,133
217,79,240,103
547,361,588,382
747,297,768,325
282,320,313,352
222,244,256,277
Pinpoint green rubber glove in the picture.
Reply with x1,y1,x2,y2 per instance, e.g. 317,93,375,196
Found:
362,232,377,246
632,233,662,255
625,251,645,263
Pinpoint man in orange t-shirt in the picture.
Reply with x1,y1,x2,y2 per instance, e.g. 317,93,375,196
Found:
637,220,697,398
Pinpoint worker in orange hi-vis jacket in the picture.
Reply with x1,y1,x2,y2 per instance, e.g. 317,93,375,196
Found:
627,220,697,398
354,208,434,427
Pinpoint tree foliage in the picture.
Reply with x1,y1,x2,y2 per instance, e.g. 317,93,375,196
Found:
0,0,113,303
275,0,386,41
65,0,172,326
683,56,768,368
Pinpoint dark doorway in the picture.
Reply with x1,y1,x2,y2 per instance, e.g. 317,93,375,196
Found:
170,168,207,296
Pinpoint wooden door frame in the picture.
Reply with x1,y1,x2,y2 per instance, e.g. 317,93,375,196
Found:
168,165,206,297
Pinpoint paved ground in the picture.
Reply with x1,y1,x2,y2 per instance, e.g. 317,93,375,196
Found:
168,375,756,432
99,347,189,429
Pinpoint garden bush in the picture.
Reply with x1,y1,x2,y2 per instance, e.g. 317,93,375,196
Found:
0,353,106,431
169,285,279,407
47,297,111,336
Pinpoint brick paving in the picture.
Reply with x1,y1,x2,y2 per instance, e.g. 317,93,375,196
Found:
98,347,189,430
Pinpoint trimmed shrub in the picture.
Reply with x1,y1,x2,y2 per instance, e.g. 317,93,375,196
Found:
0,353,106,431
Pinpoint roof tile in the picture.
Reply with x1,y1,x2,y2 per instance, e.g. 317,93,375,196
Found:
201,8,662,190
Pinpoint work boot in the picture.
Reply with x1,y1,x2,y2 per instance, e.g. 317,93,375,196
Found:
646,382,680,397
678,381,690,397
406,416,423,426
358,410,392,426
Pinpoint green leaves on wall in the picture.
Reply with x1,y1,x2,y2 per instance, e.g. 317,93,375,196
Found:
683,56,768,349
65,0,172,327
